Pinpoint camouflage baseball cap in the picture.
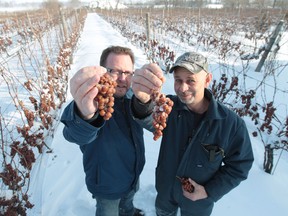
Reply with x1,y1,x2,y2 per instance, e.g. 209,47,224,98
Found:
169,52,208,74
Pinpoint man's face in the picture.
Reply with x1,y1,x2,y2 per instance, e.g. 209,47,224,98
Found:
105,53,134,98
173,67,211,109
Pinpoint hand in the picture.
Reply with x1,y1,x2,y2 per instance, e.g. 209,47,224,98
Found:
182,178,208,201
131,63,164,103
70,66,107,120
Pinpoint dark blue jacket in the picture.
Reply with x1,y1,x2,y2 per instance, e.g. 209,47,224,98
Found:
61,91,145,199
134,89,254,215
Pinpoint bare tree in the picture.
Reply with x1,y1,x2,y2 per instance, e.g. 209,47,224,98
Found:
273,0,288,9
42,0,62,10
69,0,81,7
253,0,271,8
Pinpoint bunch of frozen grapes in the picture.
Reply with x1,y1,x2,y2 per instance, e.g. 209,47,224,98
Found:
151,90,174,141
95,73,117,120
177,176,195,193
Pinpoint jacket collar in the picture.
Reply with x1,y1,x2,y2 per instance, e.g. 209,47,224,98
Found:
125,88,133,99
204,89,227,120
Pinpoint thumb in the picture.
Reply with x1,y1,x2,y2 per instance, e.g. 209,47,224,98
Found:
188,178,198,187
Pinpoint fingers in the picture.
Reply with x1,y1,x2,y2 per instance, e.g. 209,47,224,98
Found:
75,85,99,119
182,178,208,201
70,66,106,97
132,63,164,103
72,75,98,103
134,63,164,89
70,66,107,119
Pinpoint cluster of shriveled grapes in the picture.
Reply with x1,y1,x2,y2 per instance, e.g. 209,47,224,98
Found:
177,176,195,193
151,90,174,140
95,73,117,120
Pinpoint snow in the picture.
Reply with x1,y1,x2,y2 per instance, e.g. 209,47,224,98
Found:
19,13,288,216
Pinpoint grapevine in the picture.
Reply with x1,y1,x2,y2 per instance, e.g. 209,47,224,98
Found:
95,73,117,120
0,8,87,215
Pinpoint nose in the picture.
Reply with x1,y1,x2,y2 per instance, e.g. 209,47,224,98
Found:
179,82,189,92
117,72,126,81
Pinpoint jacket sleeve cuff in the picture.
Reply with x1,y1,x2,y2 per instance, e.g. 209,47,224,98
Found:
74,103,105,127
131,95,154,119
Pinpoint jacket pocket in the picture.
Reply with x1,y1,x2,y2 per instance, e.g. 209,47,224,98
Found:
185,144,225,183
201,143,225,162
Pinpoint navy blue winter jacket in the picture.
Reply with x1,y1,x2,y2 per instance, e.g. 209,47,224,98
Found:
61,91,145,199
133,89,254,215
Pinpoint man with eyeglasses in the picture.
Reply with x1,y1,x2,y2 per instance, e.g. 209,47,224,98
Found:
131,51,254,216
61,46,144,216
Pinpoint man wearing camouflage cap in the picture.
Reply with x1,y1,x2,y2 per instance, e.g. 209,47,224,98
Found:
131,51,254,216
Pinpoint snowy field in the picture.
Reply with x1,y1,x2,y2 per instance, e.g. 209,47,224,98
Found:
33,13,288,216
0,11,287,216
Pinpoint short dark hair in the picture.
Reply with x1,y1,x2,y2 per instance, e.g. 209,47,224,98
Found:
100,46,135,67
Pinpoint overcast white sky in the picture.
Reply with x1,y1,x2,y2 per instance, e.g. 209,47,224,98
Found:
0,0,143,3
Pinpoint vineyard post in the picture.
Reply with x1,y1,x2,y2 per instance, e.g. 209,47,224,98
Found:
264,144,273,173
0,110,6,164
167,4,169,15
46,9,50,23
238,6,241,19
146,13,151,48
60,8,68,41
162,8,165,36
258,10,268,31
272,0,277,8
74,9,79,26
26,12,32,27
255,20,284,72
197,8,201,34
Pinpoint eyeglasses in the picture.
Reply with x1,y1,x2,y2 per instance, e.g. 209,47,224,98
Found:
106,67,134,77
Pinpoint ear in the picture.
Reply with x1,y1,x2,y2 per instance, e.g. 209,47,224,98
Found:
205,73,212,88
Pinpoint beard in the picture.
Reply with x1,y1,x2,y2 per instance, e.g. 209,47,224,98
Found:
177,91,196,105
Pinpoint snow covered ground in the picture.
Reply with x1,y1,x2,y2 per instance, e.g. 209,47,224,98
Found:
26,13,288,216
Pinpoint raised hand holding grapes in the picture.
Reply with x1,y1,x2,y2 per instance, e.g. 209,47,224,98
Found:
131,63,164,103
70,66,115,120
